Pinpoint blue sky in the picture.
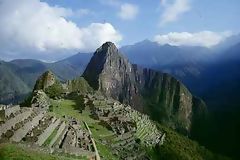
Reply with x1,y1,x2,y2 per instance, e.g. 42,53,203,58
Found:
42,0,240,45
0,0,239,61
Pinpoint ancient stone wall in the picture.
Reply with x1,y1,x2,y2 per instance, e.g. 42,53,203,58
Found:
36,118,61,146
49,121,66,147
0,108,33,137
10,111,46,142
4,105,20,117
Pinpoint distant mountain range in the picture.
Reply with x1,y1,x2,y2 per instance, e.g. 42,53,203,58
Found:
0,35,240,158
1,34,240,111
119,37,240,158
120,38,240,111
0,53,92,104
83,42,207,134
0,42,229,160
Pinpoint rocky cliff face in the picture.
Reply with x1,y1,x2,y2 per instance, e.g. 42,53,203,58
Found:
83,42,207,134
33,70,64,99
34,70,56,91
83,42,141,107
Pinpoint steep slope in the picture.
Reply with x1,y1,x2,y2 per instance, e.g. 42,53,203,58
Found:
83,42,207,134
0,53,91,104
187,43,240,159
10,53,91,88
214,34,240,52
34,70,57,90
120,39,240,111
32,70,93,99
23,70,227,160
50,52,92,81
183,42,240,110
120,40,212,80
33,70,65,99
0,61,31,104
10,59,49,88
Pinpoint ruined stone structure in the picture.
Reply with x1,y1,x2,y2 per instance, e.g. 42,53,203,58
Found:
0,105,100,160
84,93,165,159
83,42,207,134
0,105,20,121
10,111,46,142
31,90,51,109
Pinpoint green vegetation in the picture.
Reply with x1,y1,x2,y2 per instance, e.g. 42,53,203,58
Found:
0,143,87,160
0,61,31,104
34,71,53,90
150,124,230,160
49,98,118,159
142,79,194,135
67,77,93,94
20,93,33,107
48,98,227,160
0,57,90,104
45,81,64,98
50,99,94,123
43,128,58,146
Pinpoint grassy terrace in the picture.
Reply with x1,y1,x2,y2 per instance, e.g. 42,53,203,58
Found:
0,143,87,160
43,128,58,147
50,98,118,160
0,98,117,160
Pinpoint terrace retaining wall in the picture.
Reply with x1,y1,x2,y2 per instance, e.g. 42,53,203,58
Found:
36,118,61,146
0,109,33,137
10,111,46,142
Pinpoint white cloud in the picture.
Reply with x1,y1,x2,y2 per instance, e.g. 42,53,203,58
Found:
154,31,233,47
160,0,191,26
0,0,122,60
118,3,139,20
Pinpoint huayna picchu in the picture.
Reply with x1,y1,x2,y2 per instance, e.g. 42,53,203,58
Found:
0,42,228,160
83,42,207,134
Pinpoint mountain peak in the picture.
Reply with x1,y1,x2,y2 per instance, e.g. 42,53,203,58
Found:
95,41,118,56
83,42,131,90
34,70,56,91
102,41,116,47
83,43,207,134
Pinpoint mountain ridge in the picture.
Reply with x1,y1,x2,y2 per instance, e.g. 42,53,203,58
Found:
0,53,92,104
83,42,207,134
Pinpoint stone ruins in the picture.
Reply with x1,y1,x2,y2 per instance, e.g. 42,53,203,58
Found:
0,92,166,160
0,104,100,160
83,93,166,159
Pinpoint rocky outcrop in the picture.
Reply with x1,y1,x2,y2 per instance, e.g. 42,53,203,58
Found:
31,90,51,108
34,70,56,91
66,77,93,94
31,71,93,102
33,71,64,99
83,42,207,134
83,42,140,106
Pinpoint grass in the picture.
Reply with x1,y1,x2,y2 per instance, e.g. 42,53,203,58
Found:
153,124,230,160
49,98,118,159
2,96,225,160
50,99,95,124
95,141,118,160
0,143,87,160
43,128,58,147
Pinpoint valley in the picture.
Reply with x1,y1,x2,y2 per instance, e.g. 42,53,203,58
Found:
0,0,239,159
0,42,231,160
0,92,227,160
